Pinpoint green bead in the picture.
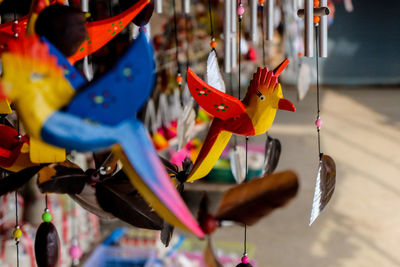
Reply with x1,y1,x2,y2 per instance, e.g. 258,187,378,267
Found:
42,211,52,222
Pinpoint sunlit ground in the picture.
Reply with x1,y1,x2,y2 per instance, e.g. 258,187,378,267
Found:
211,86,400,267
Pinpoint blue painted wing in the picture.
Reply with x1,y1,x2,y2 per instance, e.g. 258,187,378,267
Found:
65,32,155,126
42,37,86,90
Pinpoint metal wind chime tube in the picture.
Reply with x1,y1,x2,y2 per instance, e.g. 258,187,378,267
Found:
155,0,162,14
224,0,232,73
304,0,314,57
81,0,89,12
250,0,258,43
81,0,93,81
182,0,190,14
266,0,274,41
297,0,330,57
319,0,328,57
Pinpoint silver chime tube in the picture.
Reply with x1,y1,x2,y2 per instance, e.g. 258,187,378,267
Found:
319,0,328,57
182,0,190,14
250,0,258,42
231,0,237,70
155,0,162,14
266,0,274,41
81,0,92,81
304,0,313,57
224,0,232,73
81,0,89,12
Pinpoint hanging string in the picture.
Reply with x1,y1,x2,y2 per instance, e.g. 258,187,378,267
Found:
13,0,17,21
14,191,20,267
184,13,190,68
237,1,248,260
45,194,48,210
207,0,214,40
260,3,266,67
238,1,243,100
109,0,113,17
172,0,182,87
315,25,322,160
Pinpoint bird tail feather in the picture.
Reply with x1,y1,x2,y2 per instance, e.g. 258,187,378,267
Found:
113,120,204,237
187,119,232,182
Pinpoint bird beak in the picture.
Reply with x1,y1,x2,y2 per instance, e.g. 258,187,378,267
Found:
278,98,296,112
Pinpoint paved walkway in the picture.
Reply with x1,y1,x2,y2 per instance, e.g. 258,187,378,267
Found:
211,86,400,266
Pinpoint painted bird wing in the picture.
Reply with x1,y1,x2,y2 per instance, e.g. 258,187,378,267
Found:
65,32,155,126
42,37,86,90
68,0,149,64
187,67,245,120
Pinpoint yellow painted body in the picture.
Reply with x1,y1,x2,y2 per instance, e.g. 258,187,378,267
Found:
187,129,232,182
1,52,74,163
0,99,12,114
30,138,66,163
244,84,283,135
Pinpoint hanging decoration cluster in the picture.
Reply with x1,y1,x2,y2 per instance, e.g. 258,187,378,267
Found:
0,0,341,265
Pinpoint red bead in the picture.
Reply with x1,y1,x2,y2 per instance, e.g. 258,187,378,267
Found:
241,256,249,264
12,21,22,35
201,214,218,234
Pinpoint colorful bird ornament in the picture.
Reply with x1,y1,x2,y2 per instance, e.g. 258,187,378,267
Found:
186,59,296,181
0,33,204,238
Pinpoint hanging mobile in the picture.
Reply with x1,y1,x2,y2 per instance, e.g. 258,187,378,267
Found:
235,2,253,266
297,0,336,225
258,0,282,177
34,195,61,267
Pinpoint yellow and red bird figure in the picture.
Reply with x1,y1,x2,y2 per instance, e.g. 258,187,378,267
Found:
186,59,296,182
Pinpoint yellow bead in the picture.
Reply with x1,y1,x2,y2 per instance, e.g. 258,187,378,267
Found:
13,228,22,239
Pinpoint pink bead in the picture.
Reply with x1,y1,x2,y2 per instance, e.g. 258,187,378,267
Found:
315,118,323,128
69,245,82,260
241,256,249,264
237,5,245,16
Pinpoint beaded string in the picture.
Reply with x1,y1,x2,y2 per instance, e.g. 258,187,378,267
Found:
13,191,21,267
172,0,182,87
207,0,217,51
236,1,250,264
314,1,323,160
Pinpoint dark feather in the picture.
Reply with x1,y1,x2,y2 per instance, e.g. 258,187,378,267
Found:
95,170,163,230
159,156,179,175
0,166,43,196
37,162,86,194
215,170,299,225
34,222,60,267
160,220,174,247
262,135,281,176
69,185,115,219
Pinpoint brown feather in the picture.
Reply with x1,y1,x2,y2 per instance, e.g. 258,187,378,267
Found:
0,166,43,196
215,170,299,225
